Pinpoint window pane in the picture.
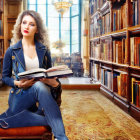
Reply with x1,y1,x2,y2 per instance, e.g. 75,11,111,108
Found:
49,30,59,43
37,5,46,19
71,4,79,16
63,10,70,18
48,17,59,30
73,0,79,4
72,44,79,53
72,16,78,30
61,30,70,44
28,0,36,4
63,45,70,54
48,0,52,4
48,5,59,17
72,30,79,44
61,18,70,30
50,30,60,54
42,17,46,25
38,0,46,4
28,5,36,11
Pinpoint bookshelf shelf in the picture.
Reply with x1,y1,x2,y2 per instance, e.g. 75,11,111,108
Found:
101,65,112,71
113,91,128,102
100,86,114,100
112,63,129,68
101,83,113,93
90,37,100,41
129,66,140,71
89,0,140,122
113,69,128,74
113,95,129,112
131,73,140,79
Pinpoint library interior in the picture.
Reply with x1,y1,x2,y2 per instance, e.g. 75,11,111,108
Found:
0,0,140,139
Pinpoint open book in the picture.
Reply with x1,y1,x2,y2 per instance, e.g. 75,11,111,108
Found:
18,65,73,80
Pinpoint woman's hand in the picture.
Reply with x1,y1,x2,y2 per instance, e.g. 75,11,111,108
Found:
39,77,59,87
14,79,35,89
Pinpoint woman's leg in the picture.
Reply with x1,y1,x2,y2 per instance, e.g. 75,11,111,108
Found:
30,81,68,140
0,110,47,128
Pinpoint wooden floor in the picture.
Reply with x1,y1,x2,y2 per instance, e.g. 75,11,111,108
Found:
60,77,100,90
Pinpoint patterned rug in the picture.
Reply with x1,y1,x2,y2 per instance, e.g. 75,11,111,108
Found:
0,87,140,140
61,90,140,140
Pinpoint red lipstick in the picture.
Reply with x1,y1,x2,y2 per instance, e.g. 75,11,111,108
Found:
24,30,29,33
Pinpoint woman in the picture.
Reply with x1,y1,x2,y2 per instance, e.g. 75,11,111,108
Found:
0,10,68,140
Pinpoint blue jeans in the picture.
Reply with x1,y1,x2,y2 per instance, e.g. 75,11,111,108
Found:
0,81,68,140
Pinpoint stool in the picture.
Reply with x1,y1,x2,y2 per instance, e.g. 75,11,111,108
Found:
0,126,52,140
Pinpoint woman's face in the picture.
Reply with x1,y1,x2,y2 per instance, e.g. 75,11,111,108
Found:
21,15,38,38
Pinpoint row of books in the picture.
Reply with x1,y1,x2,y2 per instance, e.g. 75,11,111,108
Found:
90,42,100,60
91,62,128,98
90,1,140,39
100,40,112,62
90,12,110,38
90,40,112,62
90,36,140,66
113,73,128,98
101,68,112,90
90,63,101,81
113,39,126,64
130,37,140,66
132,78,140,107
52,53,84,77
131,0,140,26
90,14,102,38
90,0,107,16
113,0,140,29
113,3,127,31
102,13,111,34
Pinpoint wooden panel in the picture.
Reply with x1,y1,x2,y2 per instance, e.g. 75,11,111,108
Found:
100,86,114,100
62,84,100,90
130,104,140,122
113,95,129,112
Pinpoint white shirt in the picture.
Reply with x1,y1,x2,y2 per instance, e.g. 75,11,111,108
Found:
24,54,39,71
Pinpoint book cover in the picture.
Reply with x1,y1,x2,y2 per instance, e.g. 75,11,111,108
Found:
117,75,121,96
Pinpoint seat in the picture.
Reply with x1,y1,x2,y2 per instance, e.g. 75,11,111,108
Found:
0,126,52,140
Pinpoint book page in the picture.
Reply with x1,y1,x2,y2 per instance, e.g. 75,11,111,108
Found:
46,65,69,72
18,68,46,76
18,65,69,76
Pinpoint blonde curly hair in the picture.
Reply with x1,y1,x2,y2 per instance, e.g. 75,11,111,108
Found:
11,10,50,49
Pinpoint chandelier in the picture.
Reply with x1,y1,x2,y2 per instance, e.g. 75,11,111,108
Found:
52,0,73,18
52,39,65,53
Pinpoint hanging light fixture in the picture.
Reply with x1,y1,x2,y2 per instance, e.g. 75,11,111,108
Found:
52,39,65,54
52,0,73,18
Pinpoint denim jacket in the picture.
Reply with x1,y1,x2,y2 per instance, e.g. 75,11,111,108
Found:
2,40,62,105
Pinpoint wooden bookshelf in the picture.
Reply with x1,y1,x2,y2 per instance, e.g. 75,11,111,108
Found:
89,0,140,122
0,0,24,86
0,0,4,87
